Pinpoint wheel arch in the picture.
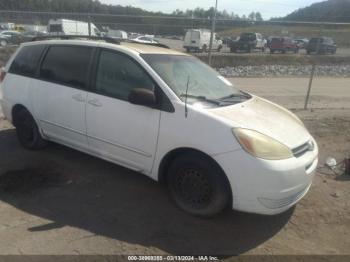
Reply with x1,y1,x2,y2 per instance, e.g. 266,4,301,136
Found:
157,147,233,206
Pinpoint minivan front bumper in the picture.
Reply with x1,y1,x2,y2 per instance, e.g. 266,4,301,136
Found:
213,138,318,215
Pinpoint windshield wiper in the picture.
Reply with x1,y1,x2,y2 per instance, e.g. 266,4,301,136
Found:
219,92,251,101
180,94,222,105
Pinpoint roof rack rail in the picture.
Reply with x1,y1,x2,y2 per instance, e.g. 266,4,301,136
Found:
31,35,170,49
123,39,170,49
31,35,121,44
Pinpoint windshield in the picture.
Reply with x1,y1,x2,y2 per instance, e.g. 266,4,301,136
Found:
142,54,243,105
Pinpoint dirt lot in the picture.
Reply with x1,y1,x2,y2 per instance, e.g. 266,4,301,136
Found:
0,77,349,256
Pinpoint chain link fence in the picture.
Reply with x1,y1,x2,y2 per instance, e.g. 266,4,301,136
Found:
0,10,350,110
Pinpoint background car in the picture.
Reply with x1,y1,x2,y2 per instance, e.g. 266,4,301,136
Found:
270,37,299,54
306,37,337,54
294,38,309,49
21,30,48,42
132,35,159,44
0,30,23,46
230,32,265,53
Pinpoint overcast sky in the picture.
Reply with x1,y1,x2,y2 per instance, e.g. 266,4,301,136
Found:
100,0,323,19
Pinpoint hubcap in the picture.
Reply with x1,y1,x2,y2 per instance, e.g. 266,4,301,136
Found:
173,167,212,209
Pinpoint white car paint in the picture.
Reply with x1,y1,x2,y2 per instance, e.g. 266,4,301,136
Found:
0,40,318,215
183,29,223,51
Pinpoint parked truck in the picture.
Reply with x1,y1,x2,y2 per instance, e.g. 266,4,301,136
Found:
48,19,100,36
230,32,266,53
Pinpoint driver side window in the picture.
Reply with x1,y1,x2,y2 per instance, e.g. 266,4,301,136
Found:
95,50,154,101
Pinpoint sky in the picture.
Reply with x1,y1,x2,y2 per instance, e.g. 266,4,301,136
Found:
100,0,324,19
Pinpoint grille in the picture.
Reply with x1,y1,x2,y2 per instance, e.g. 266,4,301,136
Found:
292,140,313,157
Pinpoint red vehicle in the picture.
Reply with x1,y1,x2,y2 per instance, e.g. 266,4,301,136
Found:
270,37,299,54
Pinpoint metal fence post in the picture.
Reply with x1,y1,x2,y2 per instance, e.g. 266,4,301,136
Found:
88,14,92,36
304,63,316,110
208,0,218,66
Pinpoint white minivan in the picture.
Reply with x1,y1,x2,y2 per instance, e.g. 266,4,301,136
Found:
184,29,223,53
0,40,318,217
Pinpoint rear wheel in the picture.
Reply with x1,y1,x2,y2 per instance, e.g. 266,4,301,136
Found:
166,152,231,217
14,109,48,150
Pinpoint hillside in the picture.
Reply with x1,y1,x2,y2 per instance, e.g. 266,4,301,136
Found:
279,0,350,22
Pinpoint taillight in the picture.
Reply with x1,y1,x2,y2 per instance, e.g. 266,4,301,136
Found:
0,68,6,83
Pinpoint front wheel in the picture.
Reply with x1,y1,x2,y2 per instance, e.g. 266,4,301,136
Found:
14,109,48,150
167,152,231,217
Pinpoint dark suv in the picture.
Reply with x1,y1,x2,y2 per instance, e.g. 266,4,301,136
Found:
269,37,299,54
230,33,266,53
306,37,337,55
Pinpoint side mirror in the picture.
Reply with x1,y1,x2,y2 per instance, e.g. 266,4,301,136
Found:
128,88,156,107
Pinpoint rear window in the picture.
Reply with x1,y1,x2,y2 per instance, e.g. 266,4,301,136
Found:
49,24,63,33
240,33,256,41
310,38,323,43
40,46,93,89
271,38,283,43
9,45,46,77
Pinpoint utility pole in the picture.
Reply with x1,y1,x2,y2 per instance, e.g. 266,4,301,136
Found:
208,0,218,66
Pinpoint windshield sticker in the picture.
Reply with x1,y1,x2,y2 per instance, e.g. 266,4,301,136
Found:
217,75,233,86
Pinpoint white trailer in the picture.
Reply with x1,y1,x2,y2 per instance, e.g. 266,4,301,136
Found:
48,19,100,36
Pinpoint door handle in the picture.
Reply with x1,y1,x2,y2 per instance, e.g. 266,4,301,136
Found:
88,99,102,107
72,93,85,102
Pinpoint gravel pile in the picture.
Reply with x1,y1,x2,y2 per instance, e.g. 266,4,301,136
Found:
218,65,350,77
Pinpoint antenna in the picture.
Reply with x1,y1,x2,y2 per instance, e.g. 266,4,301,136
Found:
185,75,190,118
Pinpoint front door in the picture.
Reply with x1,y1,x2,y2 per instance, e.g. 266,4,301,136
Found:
86,49,160,173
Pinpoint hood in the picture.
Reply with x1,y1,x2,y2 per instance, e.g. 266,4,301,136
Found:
210,96,311,149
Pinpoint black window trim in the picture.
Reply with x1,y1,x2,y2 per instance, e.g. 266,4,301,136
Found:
90,47,174,113
37,44,96,92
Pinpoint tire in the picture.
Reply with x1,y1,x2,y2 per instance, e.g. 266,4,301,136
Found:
217,45,222,52
262,47,265,53
166,152,231,217
186,48,190,53
270,49,275,54
202,45,207,53
294,48,299,54
230,47,237,53
0,40,8,47
307,50,311,55
14,109,48,150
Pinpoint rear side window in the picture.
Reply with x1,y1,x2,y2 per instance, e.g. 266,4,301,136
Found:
9,45,46,77
49,24,63,33
40,46,92,89
95,50,154,101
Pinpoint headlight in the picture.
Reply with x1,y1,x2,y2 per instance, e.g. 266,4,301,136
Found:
232,128,293,160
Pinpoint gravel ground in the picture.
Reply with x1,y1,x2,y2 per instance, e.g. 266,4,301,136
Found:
219,65,350,77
